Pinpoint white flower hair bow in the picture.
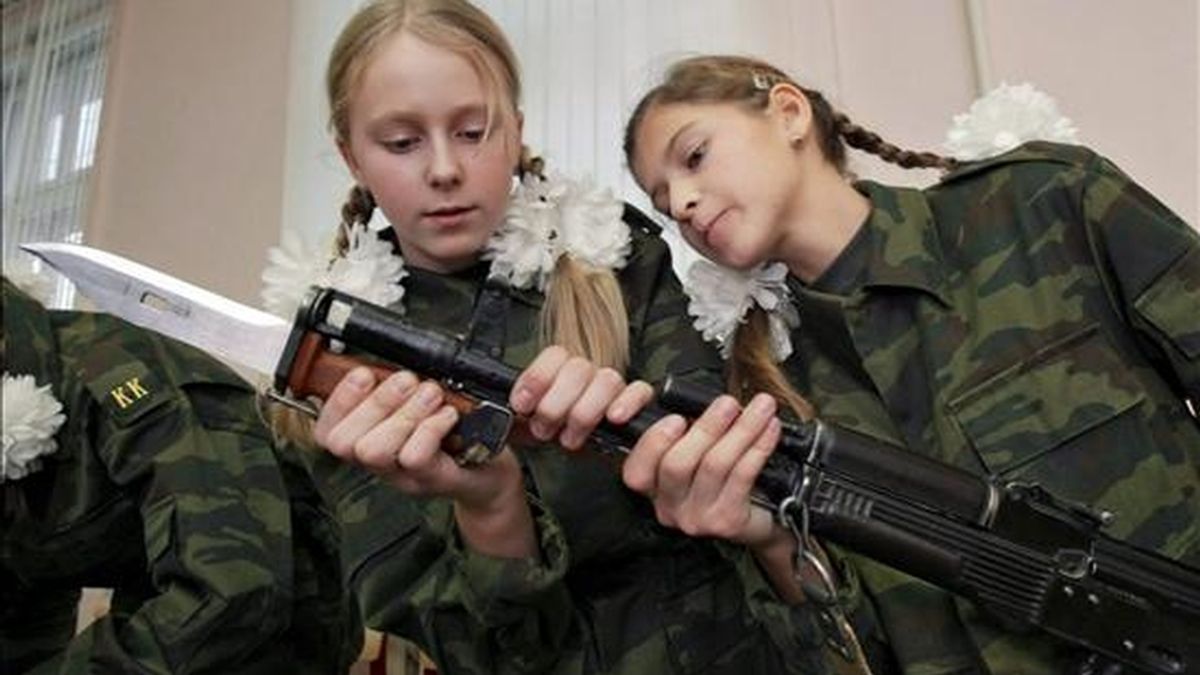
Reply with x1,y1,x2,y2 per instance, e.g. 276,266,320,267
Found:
944,82,1078,161
260,222,407,319
685,260,799,361
485,173,630,291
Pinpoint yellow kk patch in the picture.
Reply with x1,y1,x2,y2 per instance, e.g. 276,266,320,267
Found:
84,358,172,427
109,377,151,409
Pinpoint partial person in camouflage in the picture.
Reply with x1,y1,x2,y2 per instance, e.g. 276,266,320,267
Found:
1,277,361,674
270,1,830,673
622,55,1199,674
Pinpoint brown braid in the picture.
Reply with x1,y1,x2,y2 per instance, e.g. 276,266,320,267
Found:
727,308,813,420
833,112,957,171
335,184,377,255
518,144,545,179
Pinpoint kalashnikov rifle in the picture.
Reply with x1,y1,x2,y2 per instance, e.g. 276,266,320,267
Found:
23,243,1200,675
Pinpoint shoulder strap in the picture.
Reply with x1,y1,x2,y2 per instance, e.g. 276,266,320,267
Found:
464,279,512,360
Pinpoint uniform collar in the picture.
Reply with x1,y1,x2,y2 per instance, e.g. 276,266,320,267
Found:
405,261,542,312
848,180,953,307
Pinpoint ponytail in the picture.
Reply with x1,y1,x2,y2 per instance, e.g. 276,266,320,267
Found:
541,256,630,373
728,308,813,420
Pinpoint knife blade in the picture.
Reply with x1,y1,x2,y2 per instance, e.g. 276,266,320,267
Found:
22,242,292,377
19,242,513,464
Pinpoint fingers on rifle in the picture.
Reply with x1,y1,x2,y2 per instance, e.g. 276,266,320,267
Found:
559,367,625,450
320,370,418,459
395,405,459,475
622,414,687,495
380,406,459,496
656,395,741,502
700,393,776,494
313,366,376,447
510,345,569,415
528,355,593,441
684,404,762,516
355,380,443,469
708,398,780,542
722,406,780,503
606,380,654,425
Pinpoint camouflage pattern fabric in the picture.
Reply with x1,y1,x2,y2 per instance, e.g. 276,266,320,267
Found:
0,278,361,674
783,142,1200,674
301,207,831,674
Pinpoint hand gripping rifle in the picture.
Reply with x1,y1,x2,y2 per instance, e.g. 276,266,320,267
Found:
277,288,1198,675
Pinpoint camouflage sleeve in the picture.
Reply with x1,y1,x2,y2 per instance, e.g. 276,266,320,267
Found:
620,207,726,387
270,440,366,672
304,448,577,674
36,325,304,674
1082,155,1200,403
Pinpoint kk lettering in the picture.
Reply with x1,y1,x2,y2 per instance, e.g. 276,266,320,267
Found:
110,377,150,409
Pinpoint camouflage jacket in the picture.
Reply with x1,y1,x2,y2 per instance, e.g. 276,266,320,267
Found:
303,207,830,674
0,279,360,674
784,142,1200,674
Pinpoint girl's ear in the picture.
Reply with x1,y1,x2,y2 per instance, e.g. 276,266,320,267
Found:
768,83,814,144
337,139,363,182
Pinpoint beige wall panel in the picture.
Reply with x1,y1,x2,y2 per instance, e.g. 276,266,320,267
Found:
88,0,292,305
983,0,1197,224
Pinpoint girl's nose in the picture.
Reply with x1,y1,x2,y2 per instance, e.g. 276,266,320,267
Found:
427,140,463,189
670,191,699,227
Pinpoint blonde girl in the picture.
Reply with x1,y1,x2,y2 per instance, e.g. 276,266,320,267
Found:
276,6,831,674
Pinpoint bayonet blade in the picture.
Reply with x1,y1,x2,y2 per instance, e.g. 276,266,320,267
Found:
20,242,291,377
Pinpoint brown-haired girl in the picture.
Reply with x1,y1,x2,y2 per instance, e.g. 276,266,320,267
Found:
622,54,1200,673
265,7,830,674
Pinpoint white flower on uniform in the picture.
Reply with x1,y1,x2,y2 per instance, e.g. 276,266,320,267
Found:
2,373,66,481
944,82,1078,161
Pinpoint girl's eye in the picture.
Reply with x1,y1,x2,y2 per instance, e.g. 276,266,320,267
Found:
459,127,486,143
383,137,420,154
684,142,707,170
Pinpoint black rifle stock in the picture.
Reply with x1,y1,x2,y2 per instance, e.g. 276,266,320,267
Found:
284,288,1200,675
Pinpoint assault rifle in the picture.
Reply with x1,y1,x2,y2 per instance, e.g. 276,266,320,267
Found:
283,288,1199,675
22,238,1199,675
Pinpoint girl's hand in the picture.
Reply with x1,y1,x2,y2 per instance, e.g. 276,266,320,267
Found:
313,367,523,513
621,392,784,547
509,345,655,451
